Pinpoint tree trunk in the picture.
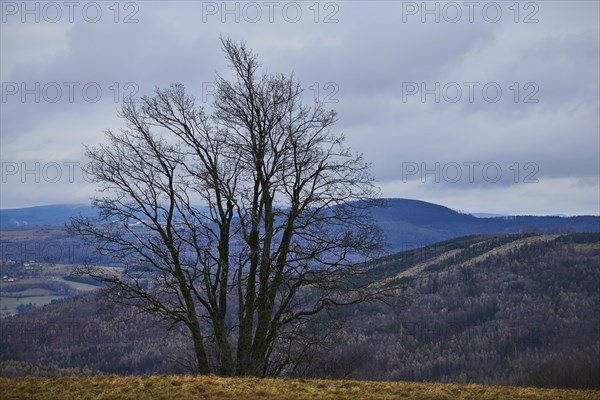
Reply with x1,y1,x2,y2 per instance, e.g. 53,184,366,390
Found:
180,276,210,374
213,315,234,375
189,317,211,375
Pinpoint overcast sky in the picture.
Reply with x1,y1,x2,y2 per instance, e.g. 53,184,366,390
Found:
1,1,598,215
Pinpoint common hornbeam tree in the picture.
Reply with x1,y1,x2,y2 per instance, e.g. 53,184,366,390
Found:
69,38,386,377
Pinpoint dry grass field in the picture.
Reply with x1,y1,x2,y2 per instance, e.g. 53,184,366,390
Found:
1,375,598,400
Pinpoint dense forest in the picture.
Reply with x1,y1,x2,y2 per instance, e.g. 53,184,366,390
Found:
311,233,600,388
1,233,598,389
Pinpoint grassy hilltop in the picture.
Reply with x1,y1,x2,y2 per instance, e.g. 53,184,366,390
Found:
1,375,599,400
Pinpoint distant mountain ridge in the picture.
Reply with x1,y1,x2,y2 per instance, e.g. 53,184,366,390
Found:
1,200,598,254
370,199,599,252
0,204,98,229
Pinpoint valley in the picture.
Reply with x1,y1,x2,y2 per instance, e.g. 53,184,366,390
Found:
1,232,598,389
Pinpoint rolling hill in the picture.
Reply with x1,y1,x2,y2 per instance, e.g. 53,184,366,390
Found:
1,199,598,256
1,232,598,389
370,199,599,251
0,205,98,229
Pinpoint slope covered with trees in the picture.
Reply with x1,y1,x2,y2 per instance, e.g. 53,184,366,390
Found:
1,233,598,389
311,233,600,389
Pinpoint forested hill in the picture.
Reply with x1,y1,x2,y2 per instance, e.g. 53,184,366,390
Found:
370,199,600,251
317,232,600,388
1,232,598,389
1,199,598,262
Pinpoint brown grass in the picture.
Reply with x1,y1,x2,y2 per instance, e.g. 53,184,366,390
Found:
0,375,598,400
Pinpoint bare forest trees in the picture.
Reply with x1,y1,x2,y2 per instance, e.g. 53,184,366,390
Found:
68,38,385,376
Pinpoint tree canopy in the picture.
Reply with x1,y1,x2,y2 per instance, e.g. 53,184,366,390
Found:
69,38,385,376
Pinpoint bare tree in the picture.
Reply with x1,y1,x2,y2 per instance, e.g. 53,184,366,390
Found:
69,38,386,377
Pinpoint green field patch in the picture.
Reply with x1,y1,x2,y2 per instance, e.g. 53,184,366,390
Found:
0,264,110,317
0,277,49,287
0,295,66,316
1,288,55,297
55,278,99,292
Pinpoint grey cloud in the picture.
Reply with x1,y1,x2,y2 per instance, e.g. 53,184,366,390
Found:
0,0,598,214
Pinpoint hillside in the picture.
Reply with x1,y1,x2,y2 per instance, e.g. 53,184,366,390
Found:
1,199,598,260
1,232,598,389
314,233,600,388
370,199,599,251
1,376,598,400
0,205,98,229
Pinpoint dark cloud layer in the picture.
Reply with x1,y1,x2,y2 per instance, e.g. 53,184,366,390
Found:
1,1,598,215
